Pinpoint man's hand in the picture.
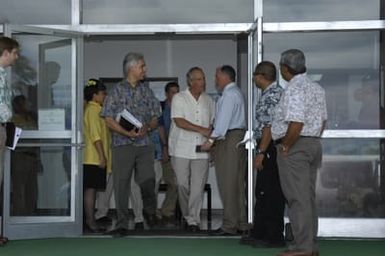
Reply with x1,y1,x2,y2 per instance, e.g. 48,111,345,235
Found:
279,144,289,157
199,127,212,138
254,154,264,171
201,140,213,151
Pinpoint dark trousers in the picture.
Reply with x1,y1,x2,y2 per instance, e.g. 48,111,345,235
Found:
251,141,285,242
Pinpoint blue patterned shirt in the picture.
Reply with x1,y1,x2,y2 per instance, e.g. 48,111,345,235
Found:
101,80,161,147
254,82,284,139
0,67,13,123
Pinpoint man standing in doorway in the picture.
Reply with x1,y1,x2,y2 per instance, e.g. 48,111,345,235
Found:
202,65,248,236
101,52,161,236
272,49,327,256
168,67,214,232
0,36,19,246
240,61,285,247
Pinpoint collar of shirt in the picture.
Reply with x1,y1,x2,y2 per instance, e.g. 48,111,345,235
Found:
222,82,237,93
262,81,278,95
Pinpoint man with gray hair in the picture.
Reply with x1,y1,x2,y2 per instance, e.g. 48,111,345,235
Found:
272,49,327,256
168,67,215,232
101,52,161,236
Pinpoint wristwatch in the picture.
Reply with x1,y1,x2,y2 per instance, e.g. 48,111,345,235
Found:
255,148,265,155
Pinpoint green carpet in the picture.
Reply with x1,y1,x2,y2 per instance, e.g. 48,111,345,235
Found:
1,237,384,256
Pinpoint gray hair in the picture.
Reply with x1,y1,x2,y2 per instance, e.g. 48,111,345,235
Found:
186,66,203,87
279,49,306,75
122,52,144,77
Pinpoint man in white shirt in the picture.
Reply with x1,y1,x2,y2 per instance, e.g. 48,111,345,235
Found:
168,67,215,232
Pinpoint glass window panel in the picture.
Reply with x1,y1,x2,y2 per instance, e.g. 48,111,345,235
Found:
263,31,382,129
0,0,70,24
10,142,71,216
11,34,72,130
318,139,384,218
82,0,254,24
264,0,381,22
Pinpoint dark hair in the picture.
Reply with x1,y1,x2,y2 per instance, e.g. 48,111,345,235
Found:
0,37,19,56
219,65,236,82
164,81,180,93
84,79,106,101
254,61,277,82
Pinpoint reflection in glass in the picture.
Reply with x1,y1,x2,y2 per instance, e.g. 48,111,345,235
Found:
264,31,381,129
10,143,71,216
318,139,384,218
11,35,72,131
264,0,380,22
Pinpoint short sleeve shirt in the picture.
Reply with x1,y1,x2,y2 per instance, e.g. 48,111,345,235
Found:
101,80,161,147
254,82,283,139
168,89,215,159
271,73,327,140
0,67,13,123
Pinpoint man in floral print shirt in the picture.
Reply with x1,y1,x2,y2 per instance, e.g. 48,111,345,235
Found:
0,36,19,246
272,49,327,256
240,61,285,248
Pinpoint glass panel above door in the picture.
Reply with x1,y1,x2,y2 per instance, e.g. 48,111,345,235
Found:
82,0,254,24
0,0,71,24
263,0,380,22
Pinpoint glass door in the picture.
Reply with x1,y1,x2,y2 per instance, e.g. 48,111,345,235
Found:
2,24,84,239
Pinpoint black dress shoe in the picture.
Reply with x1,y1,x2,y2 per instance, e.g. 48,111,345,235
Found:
106,227,129,237
210,228,237,236
239,235,259,245
145,214,158,228
187,225,200,232
0,236,9,246
96,216,113,226
134,222,144,230
252,239,286,248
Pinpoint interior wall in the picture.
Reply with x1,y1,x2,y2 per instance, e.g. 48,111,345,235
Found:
84,36,239,209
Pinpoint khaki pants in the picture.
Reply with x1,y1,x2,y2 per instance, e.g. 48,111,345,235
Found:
171,157,209,226
214,129,248,234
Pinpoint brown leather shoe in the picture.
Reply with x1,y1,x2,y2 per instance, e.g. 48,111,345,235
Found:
0,236,9,246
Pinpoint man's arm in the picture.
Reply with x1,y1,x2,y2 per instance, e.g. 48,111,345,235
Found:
173,117,211,137
280,121,304,156
104,116,139,138
254,126,272,171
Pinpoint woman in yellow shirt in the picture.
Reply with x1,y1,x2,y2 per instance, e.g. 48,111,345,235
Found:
83,79,111,232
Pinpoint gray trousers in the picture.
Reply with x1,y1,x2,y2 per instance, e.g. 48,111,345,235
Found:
112,144,156,229
276,137,322,253
214,129,248,234
171,157,209,226
160,160,178,217
0,126,5,190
